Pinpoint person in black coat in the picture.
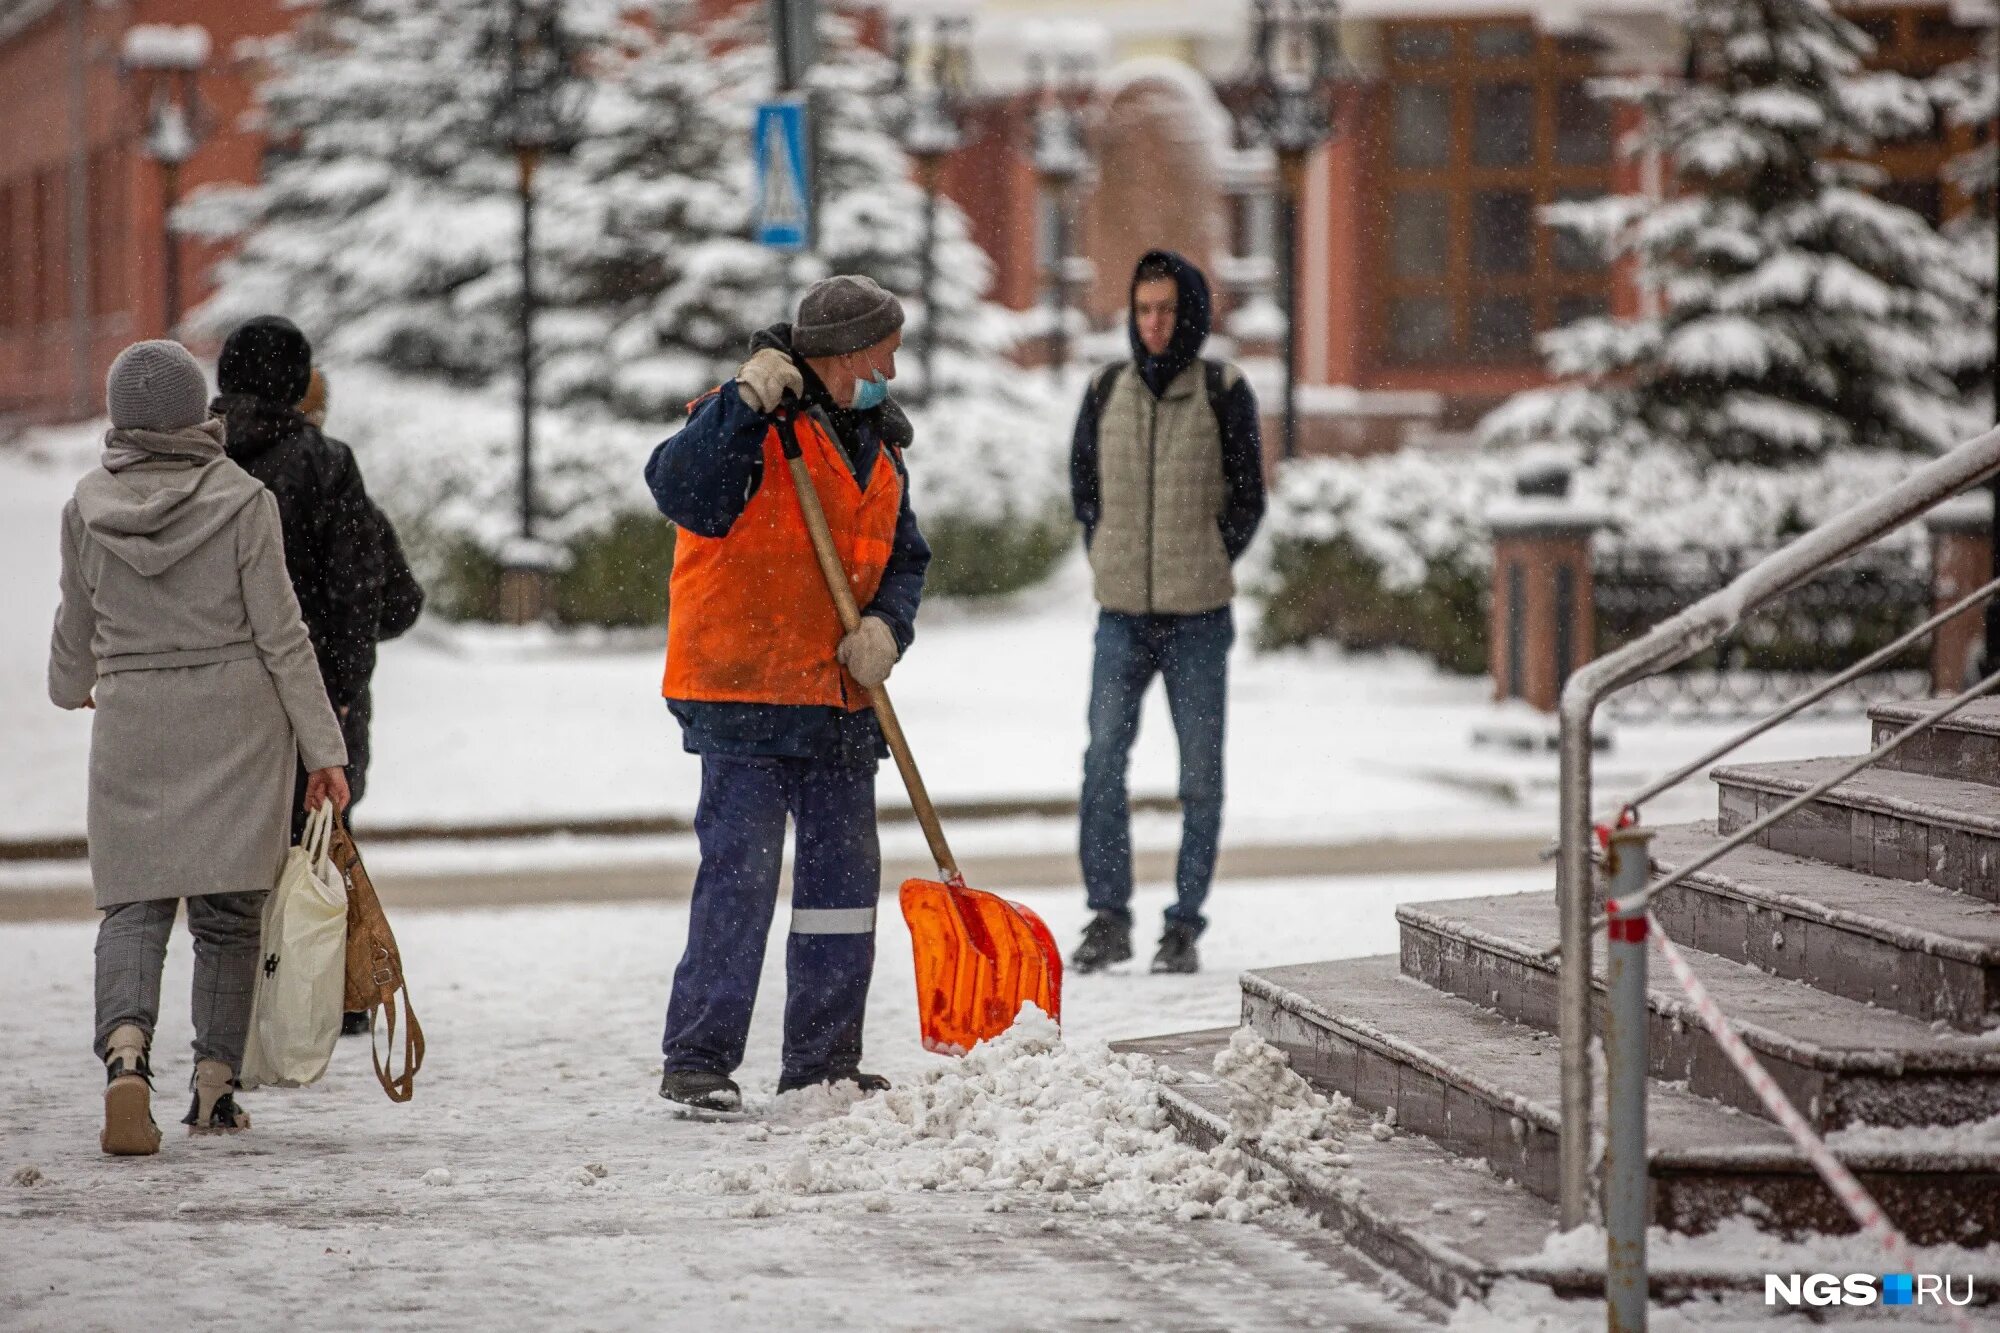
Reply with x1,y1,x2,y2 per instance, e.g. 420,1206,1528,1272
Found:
210,316,422,833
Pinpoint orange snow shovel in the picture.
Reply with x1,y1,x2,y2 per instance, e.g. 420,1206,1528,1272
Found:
774,401,1062,1055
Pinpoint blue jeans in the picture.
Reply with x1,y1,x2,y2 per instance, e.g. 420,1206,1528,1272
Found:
661,755,879,1086
1080,607,1233,934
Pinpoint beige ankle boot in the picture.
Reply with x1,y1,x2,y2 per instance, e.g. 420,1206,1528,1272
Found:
184,1059,251,1135
101,1023,161,1157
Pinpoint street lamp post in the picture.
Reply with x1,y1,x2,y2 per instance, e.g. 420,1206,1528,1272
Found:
484,0,589,624
1028,45,1093,381
1231,0,1344,462
120,25,210,338
892,14,972,406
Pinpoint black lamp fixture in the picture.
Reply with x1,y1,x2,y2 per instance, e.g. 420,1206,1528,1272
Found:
891,10,973,405
1231,0,1345,461
120,23,211,337
481,0,590,622
1027,36,1095,380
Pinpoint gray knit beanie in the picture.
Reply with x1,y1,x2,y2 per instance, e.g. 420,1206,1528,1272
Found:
106,340,209,431
792,275,905,358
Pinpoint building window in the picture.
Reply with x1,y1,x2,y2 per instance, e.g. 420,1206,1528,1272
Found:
1387,296,1452,361
1473,25,1535,60
0,182,16,331
1555,293,1608,326
1390,191,1448,277
1470,296,1534,357
1472,190,1533,274
32,170,61,327
1390,27,1451,65
1392,85,1452,169
1858,11,1980,224
89,149,126,316
1371,18,1616,368
1555,80,1611,165
1473,84,1534,168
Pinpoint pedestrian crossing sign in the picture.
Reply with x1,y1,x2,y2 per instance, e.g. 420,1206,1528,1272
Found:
753,99,810,251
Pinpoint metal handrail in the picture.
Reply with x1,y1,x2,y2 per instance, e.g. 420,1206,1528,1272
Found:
1533,572,2000,866
1553,423,2000,1231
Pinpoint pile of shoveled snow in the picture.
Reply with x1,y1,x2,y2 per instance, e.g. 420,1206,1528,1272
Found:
678,1012,1350,1222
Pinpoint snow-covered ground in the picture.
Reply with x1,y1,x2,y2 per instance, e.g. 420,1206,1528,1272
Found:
2,424,1875,851
3,869,1545,1331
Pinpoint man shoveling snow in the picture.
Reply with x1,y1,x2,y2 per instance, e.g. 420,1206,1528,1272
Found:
642,276,928,1114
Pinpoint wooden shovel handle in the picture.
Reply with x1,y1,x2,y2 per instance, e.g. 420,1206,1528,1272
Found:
773,402,961,885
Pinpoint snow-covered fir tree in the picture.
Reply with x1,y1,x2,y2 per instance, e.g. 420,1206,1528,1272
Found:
1933,25,1997,421
191,0,1019,420
181,0,614,384
1485,0,1979,465
186,0,1068,601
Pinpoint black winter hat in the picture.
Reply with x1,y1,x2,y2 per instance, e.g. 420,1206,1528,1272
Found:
217,315,314,405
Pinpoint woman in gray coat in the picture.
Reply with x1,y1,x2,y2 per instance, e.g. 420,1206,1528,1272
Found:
48,340,351,1156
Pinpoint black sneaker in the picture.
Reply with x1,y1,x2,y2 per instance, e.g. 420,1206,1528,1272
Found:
659,1069,743,1114
340,1010,371,1037
1150,921,1200,975
777,1070,890,1096
1070,910,1133,973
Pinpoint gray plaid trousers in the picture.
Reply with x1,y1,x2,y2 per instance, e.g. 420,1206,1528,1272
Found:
94,891,266,1073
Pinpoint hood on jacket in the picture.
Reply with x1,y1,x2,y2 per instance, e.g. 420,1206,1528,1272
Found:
73,457,266,578
1127,248,1212,398
748,322,914,452
213,392,313,464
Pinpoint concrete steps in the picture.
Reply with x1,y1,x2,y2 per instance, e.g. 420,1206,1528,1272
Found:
1135,698,2000,1301
1712,758,2000,902
1396,889,2000,1128
1646,822,2000,1030
1240,956,2000,1244
1872,698,2000,787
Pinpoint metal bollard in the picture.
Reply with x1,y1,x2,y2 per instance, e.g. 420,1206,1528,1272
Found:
1604,824,1654,1332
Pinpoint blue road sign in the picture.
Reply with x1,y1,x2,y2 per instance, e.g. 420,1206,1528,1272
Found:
753,99,810,251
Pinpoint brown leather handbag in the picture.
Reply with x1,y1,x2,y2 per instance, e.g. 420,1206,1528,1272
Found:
332,812,425,1102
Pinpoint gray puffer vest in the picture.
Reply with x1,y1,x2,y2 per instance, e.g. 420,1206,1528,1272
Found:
1087,359,1241,616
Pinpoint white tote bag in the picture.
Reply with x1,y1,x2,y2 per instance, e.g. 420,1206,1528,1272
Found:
240,803,349,1090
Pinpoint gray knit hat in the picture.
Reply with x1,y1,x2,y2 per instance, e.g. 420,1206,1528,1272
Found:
106,340,209,431
792,275,905,358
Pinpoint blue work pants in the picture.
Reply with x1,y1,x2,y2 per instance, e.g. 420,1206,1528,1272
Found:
662,754,879,1087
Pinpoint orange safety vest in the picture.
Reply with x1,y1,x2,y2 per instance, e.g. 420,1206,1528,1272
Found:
662,402,904,709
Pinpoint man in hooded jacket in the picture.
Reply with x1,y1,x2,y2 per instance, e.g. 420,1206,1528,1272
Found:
1068,250,1266,976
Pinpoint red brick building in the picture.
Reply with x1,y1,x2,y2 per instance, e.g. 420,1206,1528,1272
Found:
0,0,1985,439
0,0,292,419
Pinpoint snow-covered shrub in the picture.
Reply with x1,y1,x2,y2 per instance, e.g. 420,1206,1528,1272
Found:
1257,444,1933,670
900,387,1075,598
1256,449,1503,670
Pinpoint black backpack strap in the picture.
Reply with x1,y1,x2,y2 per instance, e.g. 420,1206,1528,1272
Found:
1201,358,1236,426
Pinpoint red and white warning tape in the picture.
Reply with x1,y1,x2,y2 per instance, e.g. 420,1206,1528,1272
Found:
1645,912,1975,1333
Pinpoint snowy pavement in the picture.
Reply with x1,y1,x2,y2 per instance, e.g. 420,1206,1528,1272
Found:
1,869,1556,1331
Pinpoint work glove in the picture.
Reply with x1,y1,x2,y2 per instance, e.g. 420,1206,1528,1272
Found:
735,348,804,415
837,616,900,689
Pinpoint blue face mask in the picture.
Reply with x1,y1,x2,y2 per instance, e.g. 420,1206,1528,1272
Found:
850,369,889,410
